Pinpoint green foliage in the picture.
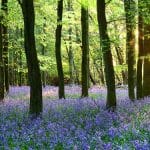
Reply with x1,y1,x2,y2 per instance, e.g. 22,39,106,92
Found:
5,0,145,85
54,142,64,150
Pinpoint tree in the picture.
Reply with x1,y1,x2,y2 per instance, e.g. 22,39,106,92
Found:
136,0,144,99
17,0,43,116
97,0,116,110
67,0,74,85
0,15,4,101
124,0,136,100
41,18,46,88
143,0,150,96
18,28,23,86
81,0,89,97
55,0,65,99
1,0,9,92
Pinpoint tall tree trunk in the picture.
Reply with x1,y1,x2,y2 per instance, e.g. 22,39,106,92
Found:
97,0,116,110
55,0,65,98
41,45,46,87
81,0,89,97
0,17,4,101
136,0,144,99
143,21,150,96
2,0,9,92
124,0,136,100
18,28,23,86
18,0,43,116
41,19,46,88
67,0,74,84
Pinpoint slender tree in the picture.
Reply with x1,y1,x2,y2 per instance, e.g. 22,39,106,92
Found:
18,28,23,86
97,0,116,110
81,0,89,97
124,0,136,100
55,0,65,98
1,0,9,92
136,0,144,99
17,0,43,116
0,15,4,101
143,0,150,96
41,18,46,87
67,0,74,84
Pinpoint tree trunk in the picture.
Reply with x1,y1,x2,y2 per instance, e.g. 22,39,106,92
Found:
41,45,46,87
0,18,4,101
97,0,116,110
81,0,89,97
67,0,74,84
20,0,43,116
124,0,136,100
55,0,65,99
2,0,9,93
115,46,127,85
143,24,150,96
136,0,144,99
18,28,23,86
89,71,96,85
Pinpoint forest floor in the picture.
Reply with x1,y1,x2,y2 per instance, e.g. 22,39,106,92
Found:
0,85,150,150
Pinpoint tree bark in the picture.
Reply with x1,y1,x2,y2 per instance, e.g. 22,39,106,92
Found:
18,28,23,86
89,71,96,85
143,23,150,96
41,20,46,88
19,0,43,116
124,0,136,100
97,0,116,110
136,0,144,99
0,17,4,101
55,0,65,98
81,0,89,97
67,0,74,84
2,0,9,92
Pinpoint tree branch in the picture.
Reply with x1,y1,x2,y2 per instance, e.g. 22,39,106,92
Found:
106,0,112,6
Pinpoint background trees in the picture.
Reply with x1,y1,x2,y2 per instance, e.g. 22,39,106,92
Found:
0,0,150,112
